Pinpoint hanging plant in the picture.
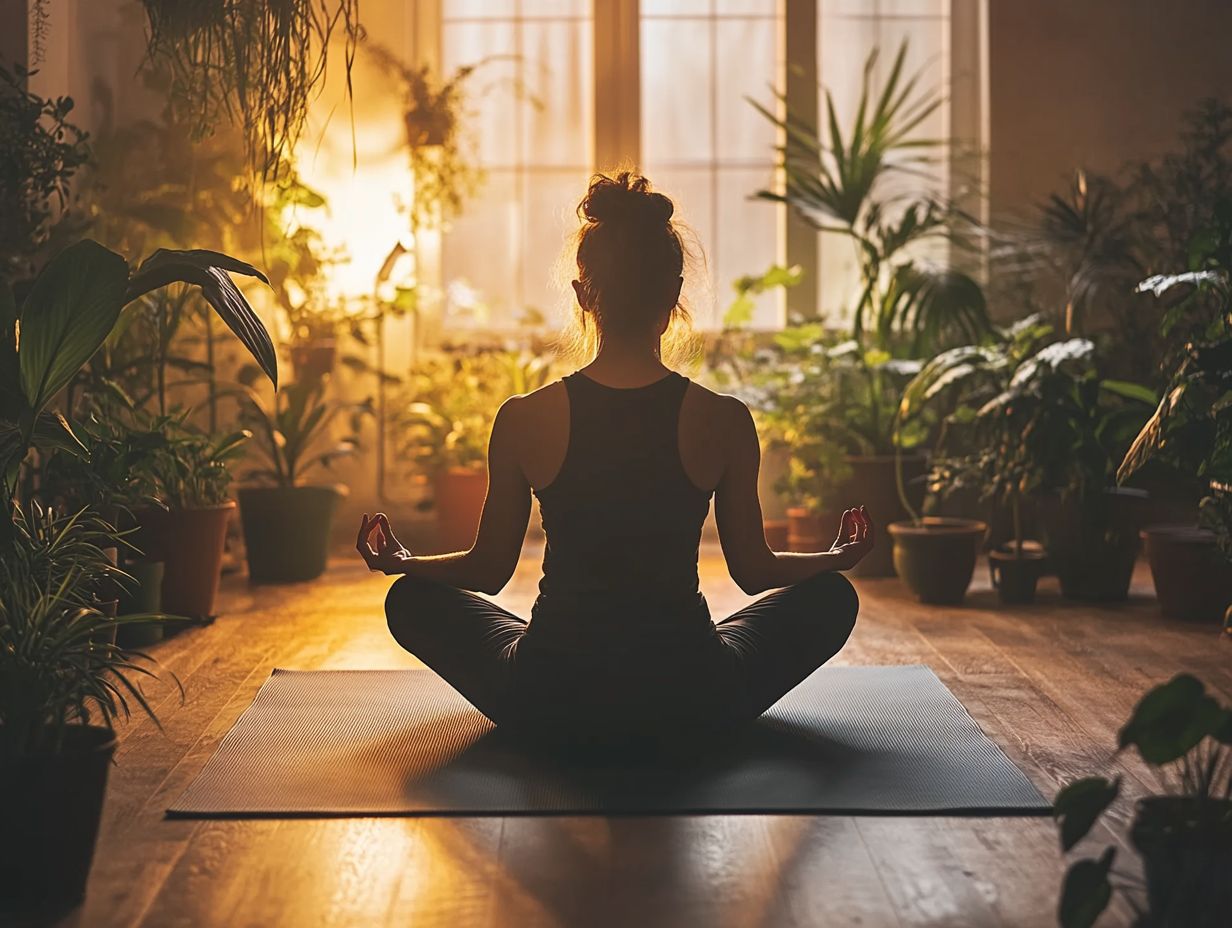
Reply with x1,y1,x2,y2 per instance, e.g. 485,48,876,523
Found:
139,0,362,185
368,45,537,231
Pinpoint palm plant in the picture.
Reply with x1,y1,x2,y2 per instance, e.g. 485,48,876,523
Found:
752,42,988,352
234,380,371,487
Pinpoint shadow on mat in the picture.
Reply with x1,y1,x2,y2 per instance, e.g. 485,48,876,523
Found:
386,716,868,812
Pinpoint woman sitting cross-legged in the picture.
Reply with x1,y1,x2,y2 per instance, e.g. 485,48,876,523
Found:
358,171,872,744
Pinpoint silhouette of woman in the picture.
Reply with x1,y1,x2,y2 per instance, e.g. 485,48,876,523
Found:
360,172,871,741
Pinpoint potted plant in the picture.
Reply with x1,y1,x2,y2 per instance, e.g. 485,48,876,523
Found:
1118,267,1232,622
750,44,990,576
393,348,552,552
129,412,251,619
0,495,174,915
997,338,1153,602
233,379,370,582
1053,674,1232,928
897,317,1059,603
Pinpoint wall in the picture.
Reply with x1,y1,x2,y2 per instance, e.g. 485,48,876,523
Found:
988,0,1232,222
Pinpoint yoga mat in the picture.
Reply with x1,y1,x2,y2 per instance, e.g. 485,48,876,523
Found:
169,665,1049,817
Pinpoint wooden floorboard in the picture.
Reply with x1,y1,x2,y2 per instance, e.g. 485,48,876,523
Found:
43,544,1229,928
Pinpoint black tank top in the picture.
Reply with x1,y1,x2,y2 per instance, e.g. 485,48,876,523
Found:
528,370,714,648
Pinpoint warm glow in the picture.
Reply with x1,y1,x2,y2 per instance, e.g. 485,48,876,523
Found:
293,60,418,303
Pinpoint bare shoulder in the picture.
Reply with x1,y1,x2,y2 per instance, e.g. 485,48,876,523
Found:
683,381,755,435
496,379,567,429
680,381,756,491
495,379,569,489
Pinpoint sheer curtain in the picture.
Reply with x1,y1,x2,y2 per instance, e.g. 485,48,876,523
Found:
440,1,594,331
640,1,785,329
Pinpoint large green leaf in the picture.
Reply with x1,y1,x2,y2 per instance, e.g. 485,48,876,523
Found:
1118,673,1225,765
18,240,129,415
125,248,278,389
1058,848,1115,928
1053,776,1120,852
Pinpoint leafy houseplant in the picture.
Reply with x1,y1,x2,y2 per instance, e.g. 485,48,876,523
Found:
1053,674,1232,928
897,322,1155,604
729,325,929,571
895,317,1059,603
0,64,91,285
1119,268,1232,621
0,517,172,913
234,380,371,582
749,43,989,575
394,348,553,551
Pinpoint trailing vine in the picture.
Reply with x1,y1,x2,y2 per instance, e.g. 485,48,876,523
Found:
139,0,363,186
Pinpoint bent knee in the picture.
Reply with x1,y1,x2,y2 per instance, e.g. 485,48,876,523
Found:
797,571,860,636
385,575,451,645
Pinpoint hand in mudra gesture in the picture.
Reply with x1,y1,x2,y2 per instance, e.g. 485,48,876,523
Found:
829,506,874,571
356,512,412,574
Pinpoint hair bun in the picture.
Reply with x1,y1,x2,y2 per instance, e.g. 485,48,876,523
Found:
582,172,674,227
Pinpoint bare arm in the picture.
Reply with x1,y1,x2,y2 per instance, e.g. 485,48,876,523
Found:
714,397,873,595
356,397,532,594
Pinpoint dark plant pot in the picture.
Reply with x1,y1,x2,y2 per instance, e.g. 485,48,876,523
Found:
763,518,790,551
1130,797,1232,928
1141,525,1232,623
90,598,119,647
889,517,987,605
116,560,166,648
238,485,344,583
435,467,487,553
131,502,235,620
1039,487,1147,602
988,545,1048,604
0,725,116,917
289,339,337,383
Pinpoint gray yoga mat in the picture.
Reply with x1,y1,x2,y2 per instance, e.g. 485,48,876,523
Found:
169,665,1048,817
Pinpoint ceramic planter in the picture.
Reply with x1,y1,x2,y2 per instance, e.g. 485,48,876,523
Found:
238,485,344,583
1142,525,1232,622
988,543,1048,604
0,726,116,916
1130,797,1232,927
889,517,987,605
789,455,927,578
1039,487,1147,602
435,466,487,553
131,502,235,620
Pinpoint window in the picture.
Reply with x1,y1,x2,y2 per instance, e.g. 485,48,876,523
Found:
816,0,956,322
640,1,785,329
435,0,980,332
440,1,594,330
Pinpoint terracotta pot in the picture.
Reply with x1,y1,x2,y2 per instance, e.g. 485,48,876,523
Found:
791,455,928,578
1040,487,1147,602
289,339,337,383
435,467,487,553
131,502,235,620
988,544,1048,604
889,517,987,605
1131,797,1232,927
238,485,344,583
1142,525,1232,622
763,518,790,551
0,726,116,917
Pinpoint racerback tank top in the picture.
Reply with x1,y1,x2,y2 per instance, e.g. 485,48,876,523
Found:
528,370,714,648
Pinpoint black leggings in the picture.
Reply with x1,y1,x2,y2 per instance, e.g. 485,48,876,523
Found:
385,571,858,738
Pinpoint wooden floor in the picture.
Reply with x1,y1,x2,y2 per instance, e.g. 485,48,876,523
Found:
48,543,1232,928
